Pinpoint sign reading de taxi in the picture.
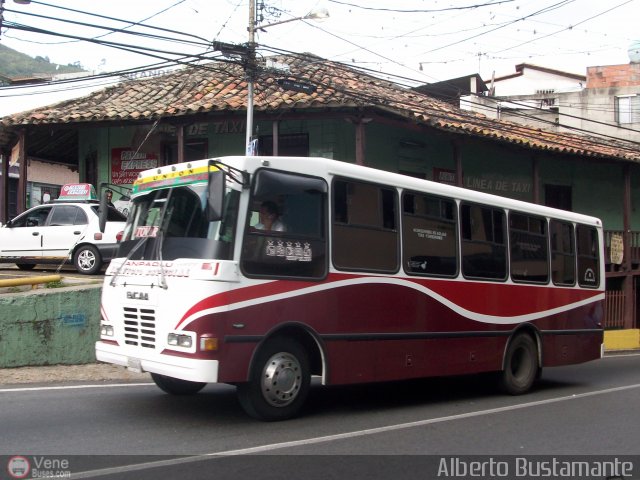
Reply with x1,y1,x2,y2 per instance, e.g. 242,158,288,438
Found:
111,148,159,185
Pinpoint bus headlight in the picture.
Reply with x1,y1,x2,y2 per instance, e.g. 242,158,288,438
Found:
101,325,114,336
168,333,192,348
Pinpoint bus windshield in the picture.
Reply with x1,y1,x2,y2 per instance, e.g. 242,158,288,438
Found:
119,184,240,261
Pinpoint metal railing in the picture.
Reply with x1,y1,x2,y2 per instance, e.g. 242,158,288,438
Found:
0,275,62,290
604,290,626,329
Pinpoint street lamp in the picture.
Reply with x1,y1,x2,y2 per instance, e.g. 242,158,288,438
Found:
256,8,329,31
245,4,329,154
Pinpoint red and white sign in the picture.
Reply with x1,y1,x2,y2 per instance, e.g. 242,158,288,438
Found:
59,183,96,200
111,148,158,185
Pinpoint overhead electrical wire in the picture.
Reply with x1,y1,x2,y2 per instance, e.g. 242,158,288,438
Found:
488,0,635,56
3,1,206,45
2,2,639,155
2,7,212,48
326,0,516,13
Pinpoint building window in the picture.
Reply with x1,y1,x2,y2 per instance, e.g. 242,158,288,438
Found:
163,139,208,165
615,95,640,124
258,133,309,156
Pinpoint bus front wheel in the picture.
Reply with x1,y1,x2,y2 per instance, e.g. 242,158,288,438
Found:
499,333,539,395
237,337,310,421
151,373,206,395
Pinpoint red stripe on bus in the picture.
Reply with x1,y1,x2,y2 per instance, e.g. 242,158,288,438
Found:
175,273,602,329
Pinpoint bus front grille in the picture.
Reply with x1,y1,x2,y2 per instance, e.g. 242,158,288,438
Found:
123,307,157,349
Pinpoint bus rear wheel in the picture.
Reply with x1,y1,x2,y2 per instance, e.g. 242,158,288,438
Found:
237,337,310,421
151,373,207,395
499,333,539,395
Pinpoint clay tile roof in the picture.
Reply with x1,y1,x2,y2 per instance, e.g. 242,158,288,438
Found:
1,54,638,162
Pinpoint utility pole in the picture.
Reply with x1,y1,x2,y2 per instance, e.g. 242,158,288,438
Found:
0,0,5,39
243,1,327,155
245,0,256,154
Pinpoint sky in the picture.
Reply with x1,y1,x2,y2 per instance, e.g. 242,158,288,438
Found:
0,0,638,114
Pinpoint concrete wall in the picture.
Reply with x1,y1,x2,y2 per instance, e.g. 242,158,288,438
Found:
0,285,101,368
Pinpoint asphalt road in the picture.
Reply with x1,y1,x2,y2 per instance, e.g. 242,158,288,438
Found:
1,353,639,479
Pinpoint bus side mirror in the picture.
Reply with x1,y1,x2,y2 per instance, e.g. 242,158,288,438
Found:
98,190,108,233
207,169,226,222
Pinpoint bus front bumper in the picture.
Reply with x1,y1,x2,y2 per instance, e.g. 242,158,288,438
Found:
95,341,220,383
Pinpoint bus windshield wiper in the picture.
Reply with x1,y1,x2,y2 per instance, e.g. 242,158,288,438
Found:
155,229,168,290
108,234,151,287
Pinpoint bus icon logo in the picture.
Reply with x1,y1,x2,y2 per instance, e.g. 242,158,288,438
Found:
7,456,30,478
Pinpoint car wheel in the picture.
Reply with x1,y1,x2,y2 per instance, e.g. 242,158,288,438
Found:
73,244,102,275
16,263,36,271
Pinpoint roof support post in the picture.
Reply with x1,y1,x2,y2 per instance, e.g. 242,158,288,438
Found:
355,119,366,166
272,120,279,156
177,124,185,164
622,164,634,329
0,145,8,223
532,156,540,204
452,139,463,187
17,129,27,213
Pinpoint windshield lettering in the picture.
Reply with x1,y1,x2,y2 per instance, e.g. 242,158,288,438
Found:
135,226,159,238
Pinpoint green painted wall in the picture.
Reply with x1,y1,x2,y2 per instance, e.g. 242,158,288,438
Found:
362,123,455,178
458,142,534,202
77,117,632,234
539,156,624,230
0,285,101,367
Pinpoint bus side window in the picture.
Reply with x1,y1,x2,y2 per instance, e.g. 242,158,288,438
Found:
509,212,549,284
332,179,399,273
241,169,328,279
576,225,600,288
550,220,576,286
402,192,458,277
461,203,507,280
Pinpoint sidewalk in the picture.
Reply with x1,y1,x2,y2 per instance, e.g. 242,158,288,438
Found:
0,363,150,386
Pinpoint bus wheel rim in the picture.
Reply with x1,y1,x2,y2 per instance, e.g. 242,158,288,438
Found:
261,352,302,407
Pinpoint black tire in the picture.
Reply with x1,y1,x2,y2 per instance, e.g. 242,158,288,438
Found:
499,333,539,395
73,244,102,275
151,373,207,395
237,337,310,421
16,263,36,271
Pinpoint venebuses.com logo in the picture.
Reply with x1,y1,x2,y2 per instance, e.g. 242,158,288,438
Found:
7,455,71,479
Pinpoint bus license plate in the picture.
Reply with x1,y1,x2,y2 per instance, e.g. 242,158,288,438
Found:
127,357,142,373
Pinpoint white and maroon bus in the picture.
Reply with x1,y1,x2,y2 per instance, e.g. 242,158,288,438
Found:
96,155,604,420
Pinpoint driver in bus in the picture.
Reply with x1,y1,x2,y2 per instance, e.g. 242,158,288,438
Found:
255,201,286,232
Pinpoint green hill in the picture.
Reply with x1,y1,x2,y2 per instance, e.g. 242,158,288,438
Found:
0,43,85,77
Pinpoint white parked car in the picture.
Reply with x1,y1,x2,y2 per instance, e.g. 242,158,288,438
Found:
0,186,126,274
